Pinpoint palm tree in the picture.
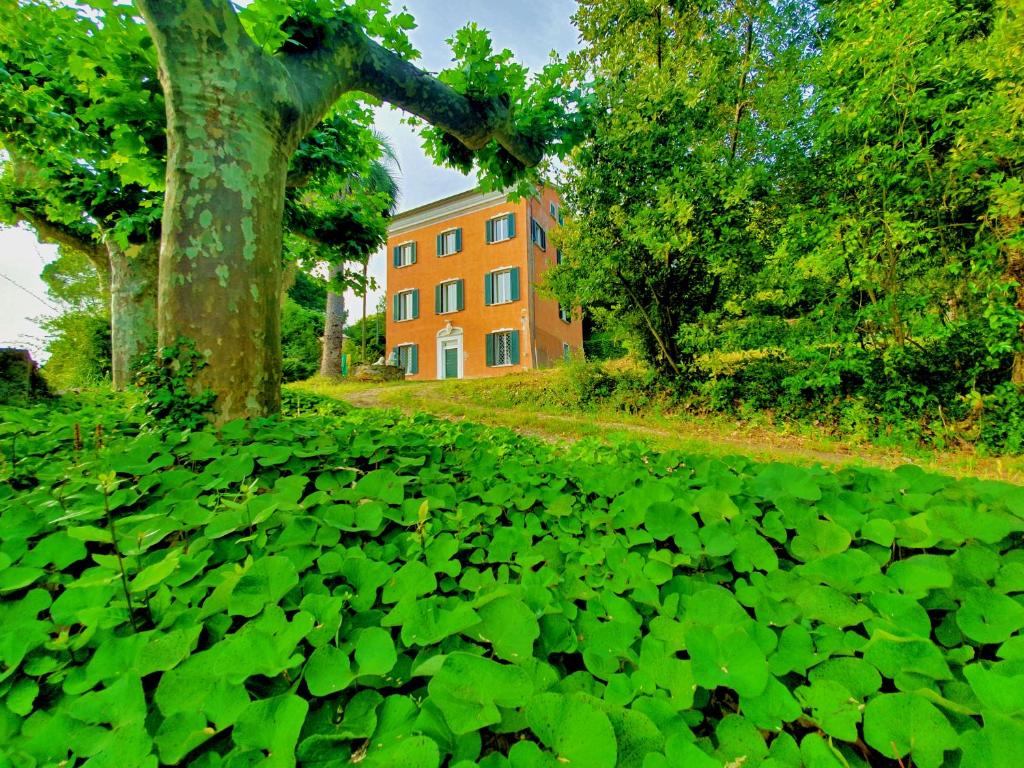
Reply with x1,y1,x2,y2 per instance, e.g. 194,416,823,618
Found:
319,135,399,377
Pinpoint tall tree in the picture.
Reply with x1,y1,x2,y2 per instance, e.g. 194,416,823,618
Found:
0,1,164,387
549,0,809,378
131,0,579,421
319,137,399,378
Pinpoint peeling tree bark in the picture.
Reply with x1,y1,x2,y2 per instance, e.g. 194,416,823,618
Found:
319,263,346,377
14,208,156,388
137,0,544,421
106,239,158,389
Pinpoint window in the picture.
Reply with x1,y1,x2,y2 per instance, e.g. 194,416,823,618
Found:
484,267,520,305
392,289,419,321
435,279,464,314
486,330,520,367
563,342,571,361
559,304,571,323
531,219,547,250
392,242,416,267
486,214,516,244
436,228,461,256
556,248,563,265
549,201,558,219
392,344,418,374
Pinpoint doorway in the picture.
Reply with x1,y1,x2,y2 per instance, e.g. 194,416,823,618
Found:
436,326,464,380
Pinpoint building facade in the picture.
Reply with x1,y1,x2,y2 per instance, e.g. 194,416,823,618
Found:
385,186,582,380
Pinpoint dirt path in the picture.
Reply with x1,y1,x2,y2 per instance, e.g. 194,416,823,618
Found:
323,381,1014,479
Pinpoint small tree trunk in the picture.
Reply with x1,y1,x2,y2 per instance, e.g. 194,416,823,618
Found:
320,263,346,377
361,259,368,363
107,240,158,389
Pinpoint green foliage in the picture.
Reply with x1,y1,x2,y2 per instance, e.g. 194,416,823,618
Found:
5,397,1024,765
39,311,112,390
282,298,325,383
343,310,386,365
287,270,328,313
132,339,217,429
556,0,1024,452
36,246,112,390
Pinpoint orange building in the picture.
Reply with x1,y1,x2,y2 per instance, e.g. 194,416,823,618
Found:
385,186,582,380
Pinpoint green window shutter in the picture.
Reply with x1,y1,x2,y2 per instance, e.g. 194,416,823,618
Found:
410,345,419,375
436,234,443,256
410,242,417,264
392,246,400,267
392,293,400,321
455,228,462,252
411,289,419,319
510,331,521,365
456,279,464,311
435,284,443,314
485,333,495,367
485,219,493,244
484,273,493,306
507,213,516,238
510,268,521,301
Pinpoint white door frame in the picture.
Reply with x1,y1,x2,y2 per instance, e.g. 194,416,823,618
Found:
436,324,464,380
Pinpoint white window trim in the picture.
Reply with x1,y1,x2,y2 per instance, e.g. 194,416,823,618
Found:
488,214,513,244
489,267,515,306
438,278,462,315
490,327,516,367
438,229,459,257
395,240,416,268
395,289,415,322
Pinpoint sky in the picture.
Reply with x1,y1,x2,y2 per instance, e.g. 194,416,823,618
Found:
0,0,580,361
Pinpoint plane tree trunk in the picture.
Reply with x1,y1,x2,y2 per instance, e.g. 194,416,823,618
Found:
106,239,158,389
137,0,543,422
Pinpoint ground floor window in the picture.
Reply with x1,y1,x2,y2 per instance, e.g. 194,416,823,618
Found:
392,343,418,374
486,330,520,367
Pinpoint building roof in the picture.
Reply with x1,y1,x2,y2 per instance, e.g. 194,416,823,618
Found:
388,187,510,237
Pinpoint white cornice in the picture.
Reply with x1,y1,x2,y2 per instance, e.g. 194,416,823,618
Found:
388,188,510,237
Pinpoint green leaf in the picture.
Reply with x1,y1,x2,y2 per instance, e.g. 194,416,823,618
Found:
229,556,299,617
957,588,1024,645
427,653,533,734
475,595,540,663
526,693,616,768
233,694,308,756
862,693,958,768
355,627,398,677
305,644,354,697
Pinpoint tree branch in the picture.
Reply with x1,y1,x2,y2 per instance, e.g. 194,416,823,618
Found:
14,208,108,275
284,19,543,166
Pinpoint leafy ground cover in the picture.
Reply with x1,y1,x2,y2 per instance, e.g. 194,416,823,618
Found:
2,395,1024,766
294,374,1024,485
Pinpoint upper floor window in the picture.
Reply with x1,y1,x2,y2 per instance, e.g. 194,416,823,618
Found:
435,279,464,314
393,288,419,321
437,228,462,256
485,267,520,306
486,213,516,244
549,201,558,219
559,304,572,323
392,242,416,268
531,219,547,251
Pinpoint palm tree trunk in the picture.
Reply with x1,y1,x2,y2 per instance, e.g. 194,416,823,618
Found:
320,263,345,377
